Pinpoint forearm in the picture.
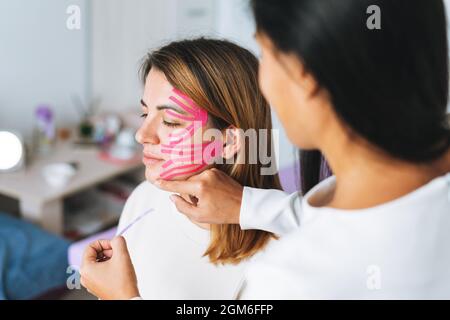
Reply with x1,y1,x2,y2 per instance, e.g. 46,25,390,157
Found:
240,187,302,235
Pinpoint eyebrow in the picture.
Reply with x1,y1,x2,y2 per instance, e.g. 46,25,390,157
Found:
140,99,188,115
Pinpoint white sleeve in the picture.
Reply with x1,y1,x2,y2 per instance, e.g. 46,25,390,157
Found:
239,187,302,236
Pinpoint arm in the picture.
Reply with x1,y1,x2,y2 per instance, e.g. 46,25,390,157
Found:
240,187,301,235
155,169,302,236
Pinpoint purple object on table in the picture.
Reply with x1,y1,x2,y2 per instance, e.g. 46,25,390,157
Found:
36,105,55,139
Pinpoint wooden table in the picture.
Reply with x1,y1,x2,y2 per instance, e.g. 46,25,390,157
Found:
0,143,143,235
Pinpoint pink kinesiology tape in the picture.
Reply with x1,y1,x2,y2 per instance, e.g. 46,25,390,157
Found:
159,88,223,180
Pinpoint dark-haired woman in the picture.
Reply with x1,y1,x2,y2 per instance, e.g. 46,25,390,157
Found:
81,0,450,299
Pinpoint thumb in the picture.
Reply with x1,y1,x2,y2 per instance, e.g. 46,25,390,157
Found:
170,194,199,221
110,236,131,259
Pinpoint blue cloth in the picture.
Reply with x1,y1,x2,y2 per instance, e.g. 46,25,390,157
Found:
0,213,70,300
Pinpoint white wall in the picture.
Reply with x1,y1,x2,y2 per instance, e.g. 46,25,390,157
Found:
91,0,224,113
214,0,296,168
90,0,296,169
214,0,258,53
0,0,90,139
91,0,176,113
8,1,446,167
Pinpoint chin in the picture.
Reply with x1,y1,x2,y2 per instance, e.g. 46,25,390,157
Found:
145,170,158,184
285,130,316,150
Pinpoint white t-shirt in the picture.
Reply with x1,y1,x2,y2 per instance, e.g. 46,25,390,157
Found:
118,181,246,299
239,173,450,299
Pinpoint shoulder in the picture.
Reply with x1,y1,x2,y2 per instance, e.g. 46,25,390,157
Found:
127,181,167,206
119,181,169,226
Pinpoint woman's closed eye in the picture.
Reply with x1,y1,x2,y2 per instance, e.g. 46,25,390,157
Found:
162,119,181,128
140,113,181,127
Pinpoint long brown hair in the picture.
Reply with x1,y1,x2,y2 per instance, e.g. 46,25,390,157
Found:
140,38,282,264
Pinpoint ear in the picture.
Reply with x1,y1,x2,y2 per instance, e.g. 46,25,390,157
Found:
222,126,242,160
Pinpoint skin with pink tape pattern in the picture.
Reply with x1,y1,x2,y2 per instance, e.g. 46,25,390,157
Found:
159,88,223,180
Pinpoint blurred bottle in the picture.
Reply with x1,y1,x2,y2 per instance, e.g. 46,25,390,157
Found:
33,105,56,156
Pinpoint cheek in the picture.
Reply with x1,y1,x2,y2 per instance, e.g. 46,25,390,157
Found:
156,88,223,181
260,57,317,149
158,128,176,155
259,56,289,110
158,126,222,180
280,93,319,149
158,126,206,180
258,59,272,101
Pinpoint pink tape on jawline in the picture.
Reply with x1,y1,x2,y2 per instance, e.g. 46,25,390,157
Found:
160,139,223,180
159,88,220,180
161,139,223,168
160,164,206,180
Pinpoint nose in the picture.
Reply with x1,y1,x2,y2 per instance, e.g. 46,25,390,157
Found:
135,116,160,146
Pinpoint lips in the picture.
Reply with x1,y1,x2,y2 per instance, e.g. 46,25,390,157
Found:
142,152,163,166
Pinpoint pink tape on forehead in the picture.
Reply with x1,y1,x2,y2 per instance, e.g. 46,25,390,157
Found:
169,91,208,125
169,96,196,116
159,88,222,180
165,110,195,122
172,88,199,109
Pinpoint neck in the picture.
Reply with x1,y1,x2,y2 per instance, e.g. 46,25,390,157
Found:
319,126,450,210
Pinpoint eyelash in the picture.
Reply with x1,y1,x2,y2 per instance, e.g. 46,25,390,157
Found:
163,120,180,128
140,114,180,128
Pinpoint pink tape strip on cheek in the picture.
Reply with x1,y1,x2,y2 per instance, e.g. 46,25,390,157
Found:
159,88,212,180
167,123,198,145
160,164,207,180
170,92,208,125
162,153,203,167
161,139,222,171
162,151,204,168
159,163,201,179
161,142,211,152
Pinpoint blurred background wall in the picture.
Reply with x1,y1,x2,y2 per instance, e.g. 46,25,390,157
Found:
2,0,450,169
0,0,90,139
